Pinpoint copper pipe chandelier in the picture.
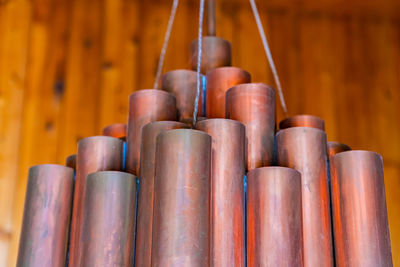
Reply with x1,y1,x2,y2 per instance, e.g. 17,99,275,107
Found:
16,0,392,266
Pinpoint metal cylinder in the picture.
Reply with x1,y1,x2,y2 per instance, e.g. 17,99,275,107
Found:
195,119,245,266
152,129,211,266
160,70,204,122
330,151,392,266
69,136,123,267
79,171,137,266
65,154,76,170
327,141,351,158
126,89,177,175
206,67,251,118
279,114,325,131
17,164,74,267
276,127,333,266
136,121,189,267
226,83,275,170
190,36,232,74
247,167,303,267
102,123,127,140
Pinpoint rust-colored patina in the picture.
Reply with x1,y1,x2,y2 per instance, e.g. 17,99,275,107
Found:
160,70,203,121
196,119,245,266
152,129,211,266
206,67,251,118
126,89,177,175
276,127,333,267
17,164,74,267
190,36,232,74
102,123,127,140
247,167,303,267
80,171,137,266
327,141,351,158
136,121,189,267
65,154,76,170
226,83,275,170
279,114,325,131
69,136,123,267
330,151,392,266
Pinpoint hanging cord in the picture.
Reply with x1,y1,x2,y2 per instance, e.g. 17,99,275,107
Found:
249,0,288,117
192,0,206,125
153,0,179,89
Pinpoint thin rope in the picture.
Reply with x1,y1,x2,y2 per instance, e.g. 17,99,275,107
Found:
192,0,206,125
249,0,288,117
153,0,179,89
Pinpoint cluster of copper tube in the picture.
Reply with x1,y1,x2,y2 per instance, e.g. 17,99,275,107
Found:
17,4,392,267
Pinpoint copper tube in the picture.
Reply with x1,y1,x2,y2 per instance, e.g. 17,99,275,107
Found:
69,136,123,267
207,0,216,36
206,67,251,118
195,119,245,266
330,151,392,266
102,123,127,140
327,141,351,158
136,121,189,267
79,171,137,266
160,70,204,122
17,164,74,267
226,83,275,170
190,36,232,74
247,167,303,266
276,127,333,266
152,129,211,266
126,89,177,175
65,154,76,170
279,114,325,131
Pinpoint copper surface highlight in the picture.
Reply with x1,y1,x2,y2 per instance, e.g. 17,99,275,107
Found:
276,127,333,267
330,151,392,266
196,118,245,266
151,129,211,266
126,89,177,175
135,121,189,267
17,164,74,267
279,114,325,131
226,83,275,170
206,67,251,118
247,167,303,267
80,171,137,266
69,136,123,267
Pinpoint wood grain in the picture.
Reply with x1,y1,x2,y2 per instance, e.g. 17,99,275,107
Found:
0,0,399,265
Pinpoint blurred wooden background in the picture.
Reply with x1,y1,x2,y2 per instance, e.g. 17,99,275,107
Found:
1,0,399,265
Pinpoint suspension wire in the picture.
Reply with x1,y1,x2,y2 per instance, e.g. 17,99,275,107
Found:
153,0,179,89
192,0,206,125
249,0,288,117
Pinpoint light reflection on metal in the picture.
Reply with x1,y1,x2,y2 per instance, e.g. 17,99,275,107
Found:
126,89,177,175
196,118,245,266
102,123,127,140
226,83,275,171
279,114,325,131
17,164,74,267
330,151,392,266
276,127,334,266
161,70,204,122
190,36,232,74
247,167,303,266
135,121,189,267
152,129,211,266
69,136,123,267
79,171,137,266
206,67,251,118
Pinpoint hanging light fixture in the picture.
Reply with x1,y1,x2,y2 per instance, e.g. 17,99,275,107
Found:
16,0,393,266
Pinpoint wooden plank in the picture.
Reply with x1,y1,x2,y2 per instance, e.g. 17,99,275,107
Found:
98,0,140,128
0,0,31,265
